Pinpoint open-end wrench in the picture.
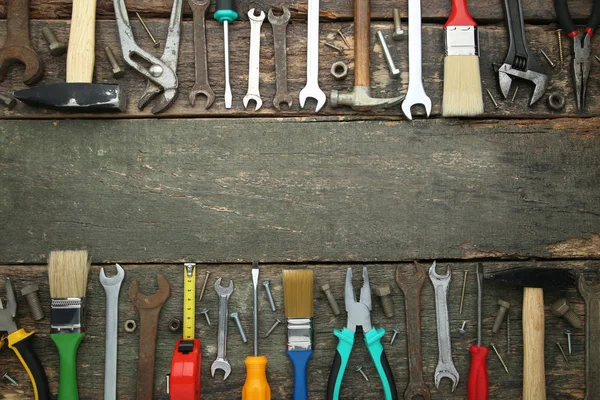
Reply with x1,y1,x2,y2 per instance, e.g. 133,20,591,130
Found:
578,274,600,400
299,0,326,112
188,0,215,109
269,7,293,111
129,274,170,399
396,263,431,400
401,0,431,120
0,0,44,85
211,277,234,380
243,9,265,111
429,262,459,392
99,264,125,400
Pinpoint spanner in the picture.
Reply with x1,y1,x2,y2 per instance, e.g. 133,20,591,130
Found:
401,0,431,120
429,262,459,392
211,277,234,380
396,263,431,400
269,7,293,111
578,274,600,400
188,0,215,109
243,9,265,111
129,274,170,400
99,264,125,400
299,0,326,112
0,0,44,85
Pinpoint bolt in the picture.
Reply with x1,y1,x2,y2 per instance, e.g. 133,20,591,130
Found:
168,317,182,332
262,280,277,312
540,49,556,68
392,8,405,41
374,284,394,318
1,372,18,386
506,313,511,354
551,298,582,329
556,29,564,66
511,86,519,103
556,342,569,363
199,308,211,326
322,284,341,315
199,271,210,302
486,89,499,109
492,300,511,334
104,46,125,79
565,330,572,354
490,343,509,374
136,12,160,48
324,42,343,53
337,28,351,49
390,328,400,345
458,321,467,334
459,270,468,314
231,312,248,343
265,318,282,338
355,365,369,381
20,284,44,320
41,26,67,56
0,93,16,110
377,31,400,78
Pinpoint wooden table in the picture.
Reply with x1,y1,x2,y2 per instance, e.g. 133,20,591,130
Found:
0,0,598,398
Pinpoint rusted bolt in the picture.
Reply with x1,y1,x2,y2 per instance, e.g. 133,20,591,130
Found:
41,26,67,56
20,284,44,320
322,284,341,315
374,284,394,318
551,298,582,328
492,300,510,334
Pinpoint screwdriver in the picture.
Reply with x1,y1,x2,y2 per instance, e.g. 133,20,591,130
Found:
214,0,238,109
242,262,271,400
468,263,489,400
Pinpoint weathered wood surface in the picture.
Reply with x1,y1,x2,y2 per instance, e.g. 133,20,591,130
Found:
0,20,594,119
0,261,594,399
1,118,599,264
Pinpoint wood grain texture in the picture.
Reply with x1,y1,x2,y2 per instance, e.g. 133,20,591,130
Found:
1,117,599,264
522,287,546,400
65,0,97,82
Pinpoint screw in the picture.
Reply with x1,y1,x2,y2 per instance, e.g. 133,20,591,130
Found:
492,300,511,334
556,342,569,363
459,270,468,314
490,343,509,374
377,31,400,78
265,318,282,338
392,8,405,41
506,313,511,354
556,29,564,66
551,298,582,328
337,28,351,49
231,312,248,343
355,366,369,381
324,42,343,53
20,284,44,320
565,330,572,354
486,89,499,109
136,12,160,48
262,280,277,312
374,284,394,318
104,46,125,79
168,317,182,332
458,321,467,334
511,87,519,103
199,308,211,326
1,372,18,386
41,26,67,56
540,49,556,68
0,93,16,110
199,271,210,302
390,328,400,345
322,284,341,315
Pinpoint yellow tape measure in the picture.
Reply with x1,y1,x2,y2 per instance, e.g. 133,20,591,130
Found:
183,263,197,339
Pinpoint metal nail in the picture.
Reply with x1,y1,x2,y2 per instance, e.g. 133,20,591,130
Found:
541,49,556,68
595,55,600,63
390,328,400,345
355,365,369,381
199,271,210,302
231,312,248,343
565,330,572,355
557,342,569,363
506,313,511,354
556,29,564,66
199,308,211,326
265,318,282,338
490,343,509,374
1,372,18,386
262,280,277,312
337,28,351,49
459,321,467,334
41,26,67,56
325,42,344,53
459,271,468,314
486,89,499,109
511,86,519,103
136,12,160,48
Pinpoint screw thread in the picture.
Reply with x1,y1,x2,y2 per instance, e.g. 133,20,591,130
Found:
563,310,582,329
25,292,44,320
492,308,507,334
380,295,394,318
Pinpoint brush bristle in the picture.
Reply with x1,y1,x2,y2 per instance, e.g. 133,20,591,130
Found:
442,55,484,117
48,250,90,298
283,269,314,318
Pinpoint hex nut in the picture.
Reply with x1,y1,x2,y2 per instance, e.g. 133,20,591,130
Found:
331,61,348,81
168,318,182,332
551,298,569,316
498,300,510,309
20,284,39,296
547,92,566,111
124,320,137,333
374,284,392,297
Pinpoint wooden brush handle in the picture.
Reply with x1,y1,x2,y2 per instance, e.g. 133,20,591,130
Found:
522,287,546,400
66,0,97,83
445,0,477,27
353,0,370,87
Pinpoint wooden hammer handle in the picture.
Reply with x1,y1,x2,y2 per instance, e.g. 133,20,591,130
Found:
66,0,97,83
353,0,370,87
522,287,546,400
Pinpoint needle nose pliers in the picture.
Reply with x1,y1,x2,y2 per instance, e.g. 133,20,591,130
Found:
555,0,600,110
326,268,398,400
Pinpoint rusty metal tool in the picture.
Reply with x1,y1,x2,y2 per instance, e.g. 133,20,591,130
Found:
211,277,234,380
485,267,576,400
268,6,293,111
189,0,215,109
578,273,600,400
0,0,44,85
395,263,431,400
129,274,171,399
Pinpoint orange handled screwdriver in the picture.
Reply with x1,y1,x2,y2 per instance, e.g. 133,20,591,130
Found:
468,263,488,400
242,263,271,400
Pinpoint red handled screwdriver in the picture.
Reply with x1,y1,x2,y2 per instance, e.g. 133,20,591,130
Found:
468,263,488,400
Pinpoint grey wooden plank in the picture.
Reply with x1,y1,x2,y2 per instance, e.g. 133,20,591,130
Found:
0,118,599,264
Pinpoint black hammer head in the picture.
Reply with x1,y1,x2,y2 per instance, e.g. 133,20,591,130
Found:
14,83,126,112
485,267,576,288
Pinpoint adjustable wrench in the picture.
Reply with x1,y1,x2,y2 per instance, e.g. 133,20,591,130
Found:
401,0,431,120
99,264,125,400
211,278,234,380
429,262,459,392
188,0,215,109
243,9,265,111
299,0,326,112
578,274,600,400
269,7,293,111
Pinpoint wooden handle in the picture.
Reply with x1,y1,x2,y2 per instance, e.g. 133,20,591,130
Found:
66,0,97,83
353,0,370,86
522,287,546,400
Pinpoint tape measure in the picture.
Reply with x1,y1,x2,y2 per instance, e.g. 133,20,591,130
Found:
169,263,201,400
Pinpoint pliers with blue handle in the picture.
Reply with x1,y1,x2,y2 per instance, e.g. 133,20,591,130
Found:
326,268,398,400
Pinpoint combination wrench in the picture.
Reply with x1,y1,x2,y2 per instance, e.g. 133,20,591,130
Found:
429,262,459,392
401,0,432,120
269,7,293,111
578,274,600,400
188,0,215,109
99,264,125,400
211,278,234,380
243,9,265,111
299,0,326,112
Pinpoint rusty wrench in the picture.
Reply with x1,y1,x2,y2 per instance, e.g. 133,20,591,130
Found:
396,263,431,400
0,0,44,85
243,9,265,111
211,277,234,380
578,274,600,400
188,0,215,109
129,274,171,400
268,7,293,111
